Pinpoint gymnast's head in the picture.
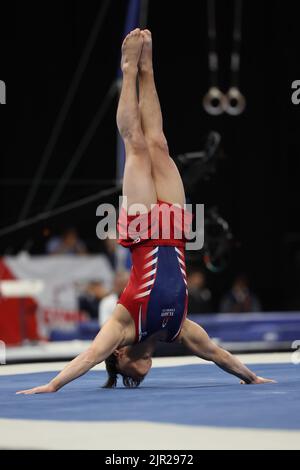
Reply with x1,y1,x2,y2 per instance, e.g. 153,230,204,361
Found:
103,346,152,388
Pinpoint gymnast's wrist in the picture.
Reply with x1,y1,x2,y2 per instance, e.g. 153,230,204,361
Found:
48,379,60,392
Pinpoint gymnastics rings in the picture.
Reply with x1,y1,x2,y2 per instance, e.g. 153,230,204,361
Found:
203,87,227,116
224,86,246,116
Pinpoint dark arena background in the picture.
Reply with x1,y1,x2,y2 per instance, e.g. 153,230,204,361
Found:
0,0,300,452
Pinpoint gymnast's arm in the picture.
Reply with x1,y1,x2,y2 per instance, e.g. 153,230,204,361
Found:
16,318,126,394
177,319,276,384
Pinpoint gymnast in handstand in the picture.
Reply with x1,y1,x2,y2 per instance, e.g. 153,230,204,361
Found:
17,29,274,394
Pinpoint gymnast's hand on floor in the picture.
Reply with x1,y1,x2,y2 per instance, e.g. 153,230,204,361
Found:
240,376,277,385
16,383,56,395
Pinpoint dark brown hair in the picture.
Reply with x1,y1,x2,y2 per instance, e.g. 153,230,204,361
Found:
103,353,144,388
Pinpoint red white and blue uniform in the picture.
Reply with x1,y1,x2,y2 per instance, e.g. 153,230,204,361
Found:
117,201,193,343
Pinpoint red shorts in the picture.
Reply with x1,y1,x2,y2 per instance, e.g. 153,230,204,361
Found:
117,200,193,249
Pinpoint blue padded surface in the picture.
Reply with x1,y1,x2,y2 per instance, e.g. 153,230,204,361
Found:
49,312,300,342
0,363,299,430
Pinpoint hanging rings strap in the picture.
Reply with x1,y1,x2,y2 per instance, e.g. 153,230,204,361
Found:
225,0,246,115
203,0,226,115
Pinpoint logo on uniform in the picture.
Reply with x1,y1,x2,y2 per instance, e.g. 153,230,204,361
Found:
161,308,175,328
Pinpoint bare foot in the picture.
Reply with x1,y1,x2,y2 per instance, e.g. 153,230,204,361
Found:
139,29,153,73
121,29,143,72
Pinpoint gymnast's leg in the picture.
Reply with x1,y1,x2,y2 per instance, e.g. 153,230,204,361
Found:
138,30,185,207
117,28,157,215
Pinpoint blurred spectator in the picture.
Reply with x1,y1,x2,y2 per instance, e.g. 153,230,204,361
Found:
46,228,87,255
99,270,130,326
187,267,213,314
220,274,262,313
78,280,109,320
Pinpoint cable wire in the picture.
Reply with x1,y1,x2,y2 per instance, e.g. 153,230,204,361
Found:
18,0,111,222
0,185,121,238
45,81,118,211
